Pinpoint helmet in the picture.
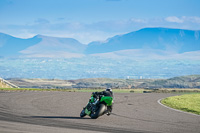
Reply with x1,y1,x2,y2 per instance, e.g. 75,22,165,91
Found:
106,88,112,92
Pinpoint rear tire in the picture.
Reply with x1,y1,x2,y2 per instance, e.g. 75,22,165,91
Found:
90,104,106,119
80,109,86,117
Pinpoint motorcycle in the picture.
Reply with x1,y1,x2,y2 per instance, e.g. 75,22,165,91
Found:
80,93,113,119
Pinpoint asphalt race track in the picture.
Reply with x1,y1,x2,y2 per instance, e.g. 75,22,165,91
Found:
0,91,199,133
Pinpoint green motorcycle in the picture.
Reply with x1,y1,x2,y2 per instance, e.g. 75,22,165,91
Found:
80,93,113,119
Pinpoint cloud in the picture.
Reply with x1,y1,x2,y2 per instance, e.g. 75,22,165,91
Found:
184,16,200,24
105,0,122,1
35,18,50,25
165,16,200,24
57,17,65,21
130,18,147,23
165,16,184,23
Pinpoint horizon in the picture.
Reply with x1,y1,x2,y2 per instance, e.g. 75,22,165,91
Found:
0,0,200,43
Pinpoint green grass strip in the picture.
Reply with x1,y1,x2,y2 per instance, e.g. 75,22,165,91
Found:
0,88,151,93
0,88,74,92
161,94,200,115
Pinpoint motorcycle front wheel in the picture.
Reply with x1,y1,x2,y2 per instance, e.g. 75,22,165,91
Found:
80,109,86,117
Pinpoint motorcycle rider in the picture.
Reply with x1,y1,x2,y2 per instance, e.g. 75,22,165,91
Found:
92,88,113,115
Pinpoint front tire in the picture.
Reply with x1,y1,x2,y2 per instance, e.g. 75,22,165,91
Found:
90,104,106,119
80,109,86,117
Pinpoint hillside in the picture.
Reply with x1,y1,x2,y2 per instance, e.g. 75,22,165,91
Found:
0,78,11,88
0,81,10,88
7,75,200,89
71,75,200,89
137,75,200,89
7,78,74,89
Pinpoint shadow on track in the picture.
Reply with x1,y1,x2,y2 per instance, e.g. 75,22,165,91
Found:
29,116,91,119
0,111,153,133
24,116,150,133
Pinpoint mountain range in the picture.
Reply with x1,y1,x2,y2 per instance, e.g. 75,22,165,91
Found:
0,27,200,59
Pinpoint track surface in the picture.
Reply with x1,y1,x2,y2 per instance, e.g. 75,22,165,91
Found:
0,91,199,133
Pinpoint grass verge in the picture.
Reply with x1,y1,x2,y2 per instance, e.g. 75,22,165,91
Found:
0,88,74,92
77,89,150,93
161,94,200,115
0,88,151,93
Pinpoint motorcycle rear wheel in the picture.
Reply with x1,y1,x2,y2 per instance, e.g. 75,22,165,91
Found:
90,104,106,119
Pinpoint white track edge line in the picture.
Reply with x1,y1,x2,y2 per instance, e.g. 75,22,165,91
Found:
157,98,200,117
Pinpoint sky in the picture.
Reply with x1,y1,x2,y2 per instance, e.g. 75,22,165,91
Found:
0,0,200,44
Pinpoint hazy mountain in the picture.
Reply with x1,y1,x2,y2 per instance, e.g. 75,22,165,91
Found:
0,33,86,58
85,28,200,54
20,35,86,58
0,28,200,58
0,33,41,56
